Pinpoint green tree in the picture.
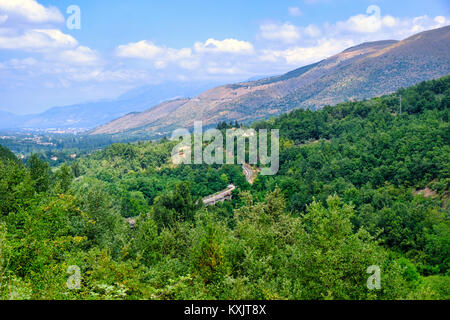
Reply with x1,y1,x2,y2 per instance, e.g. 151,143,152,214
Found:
152,182,198,231
27,154,51,193
54,163,74,193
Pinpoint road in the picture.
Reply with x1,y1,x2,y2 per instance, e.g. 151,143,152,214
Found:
127,160,258,225
242,163,257,184
202,162,257,206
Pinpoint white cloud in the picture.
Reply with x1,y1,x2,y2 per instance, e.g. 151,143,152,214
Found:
178,59,199,70
0,4,100,68
0,1,93,66
52,46,100,65
117,40,192,60
434,16,446,25
116,40,195,69
116,38,253,71
256,6,450,71
194,38,254,54
260,38,355,65
304,24,321,37
0,57,36,69
116,40,165,59
257,7,449,71
288,7,302,17
0,28,78,51
260,22,301,43
336,13,398,33
2,2,450,112
166,47,193,59
0,0,63,24
332,6,450,39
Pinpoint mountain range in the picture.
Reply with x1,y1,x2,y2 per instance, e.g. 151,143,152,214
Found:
1,26,449,136
0,81,226,130
90,25,450,138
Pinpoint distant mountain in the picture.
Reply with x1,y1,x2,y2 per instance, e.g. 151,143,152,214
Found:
91,26,450,137
0,111,20,129
0,81,225,130
245,74,277,82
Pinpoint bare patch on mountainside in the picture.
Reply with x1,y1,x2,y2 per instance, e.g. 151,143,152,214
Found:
414,187,438,198
90,26,450,138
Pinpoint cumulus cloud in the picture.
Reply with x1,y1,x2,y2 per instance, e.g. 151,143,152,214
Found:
116,40,195,69
117,40,165,59
194,38,254,54
0,0,64,24
119,41,192,61
304,24,321,37
335,5,397,34
112,5,450,79
0,28,78,51
2,1,450,111
259,5,449,49
0,0,100,68
259,22,301,43
255,5,449,74
50,46,100,65
331,5,450,40
0,57,36,70
116,38,253,71
260,38,355,65
0,27,101,67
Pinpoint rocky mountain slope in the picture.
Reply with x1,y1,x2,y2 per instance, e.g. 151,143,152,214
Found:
91,26,450,138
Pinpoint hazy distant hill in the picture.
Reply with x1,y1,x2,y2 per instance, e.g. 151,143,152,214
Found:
0,81,224,130
0,111,20,129
91,26,450,137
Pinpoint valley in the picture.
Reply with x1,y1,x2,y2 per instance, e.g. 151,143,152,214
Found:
0,1,449,303
1,76,448,299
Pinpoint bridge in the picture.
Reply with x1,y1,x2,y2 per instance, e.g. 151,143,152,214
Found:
127,163,258,228
202,163,257,207
202,184,236,206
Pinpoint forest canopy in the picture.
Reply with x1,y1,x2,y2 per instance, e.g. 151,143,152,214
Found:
0,76,449,300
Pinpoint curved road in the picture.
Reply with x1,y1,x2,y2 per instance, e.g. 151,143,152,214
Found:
242,163,256,184
202,163,258,206
128,163,258,227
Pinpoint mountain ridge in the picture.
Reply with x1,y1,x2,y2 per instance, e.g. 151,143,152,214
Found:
91,26,450,137
0,81,226,130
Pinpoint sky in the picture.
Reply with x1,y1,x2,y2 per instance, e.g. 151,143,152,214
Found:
0,0,449,114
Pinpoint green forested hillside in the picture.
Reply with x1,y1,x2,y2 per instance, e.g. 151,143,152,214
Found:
0,145,20,164
0,76,448,300
253,76,450,278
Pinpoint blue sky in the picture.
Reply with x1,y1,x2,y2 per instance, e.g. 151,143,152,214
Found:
0,0,449,114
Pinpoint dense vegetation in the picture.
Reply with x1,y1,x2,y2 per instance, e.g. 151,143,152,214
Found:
0,131,151,166
0,76,448,300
